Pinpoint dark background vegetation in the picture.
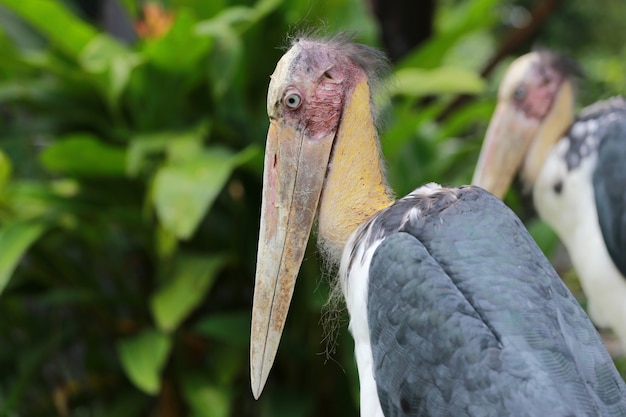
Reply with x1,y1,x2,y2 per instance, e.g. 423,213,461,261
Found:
1,0,626,416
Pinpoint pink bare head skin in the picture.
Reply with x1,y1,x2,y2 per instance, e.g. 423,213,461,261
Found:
473,50,580,197
267,34,390,141
504,50,582,121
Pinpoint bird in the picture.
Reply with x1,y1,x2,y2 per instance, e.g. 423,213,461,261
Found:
472,50,626,354
250,35,626,417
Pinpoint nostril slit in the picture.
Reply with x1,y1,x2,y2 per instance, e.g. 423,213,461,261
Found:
273,154,277,168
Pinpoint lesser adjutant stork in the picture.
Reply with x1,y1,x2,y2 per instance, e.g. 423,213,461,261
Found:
250,35,626,416
473,51,626,353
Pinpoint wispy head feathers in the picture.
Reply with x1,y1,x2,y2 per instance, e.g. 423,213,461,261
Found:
287,31,392,128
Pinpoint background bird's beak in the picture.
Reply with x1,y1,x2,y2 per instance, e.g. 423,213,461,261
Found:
250,120,335,399
472,101,539,199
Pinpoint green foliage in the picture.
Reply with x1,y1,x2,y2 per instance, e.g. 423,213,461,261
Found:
117,328,173,395
391,67,486,97
1,0,626,415
150,255,225,332
0,0,377,415
0,221,46,293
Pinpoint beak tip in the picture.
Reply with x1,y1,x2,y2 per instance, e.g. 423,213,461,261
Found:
251,386,261,400
250,347,270,400
250,368,267,400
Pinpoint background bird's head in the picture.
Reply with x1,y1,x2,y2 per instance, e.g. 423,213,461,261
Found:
473,51,581,198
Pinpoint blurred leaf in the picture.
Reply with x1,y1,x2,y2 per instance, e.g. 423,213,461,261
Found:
0,0,97,57
173,0,223,20
142,9,213,72
151,254,226,333
207,27,241,99
391,67,486,97
399,0,499,69
209,344,246,385
381,99,444,160
127,122,209,176
0,220,46,295
194,8,250,35
194,8,244,98
194,311,250,346
156,222,178,258
0,148,11,193
79,34,140,108
434,99,494,143
192,0,283,100
117,329,172,395
182,376,231,417
153,145,257,239
254,0,283,19
40,134,127,177
443,29,495,72
127,135,171,177
0,6,43,53
195,0,281,36
80,34,132,73
3,181,72,220
166,122,210,164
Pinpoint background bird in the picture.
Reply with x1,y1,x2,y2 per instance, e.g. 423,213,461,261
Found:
472,51,626,355
250,35,626,416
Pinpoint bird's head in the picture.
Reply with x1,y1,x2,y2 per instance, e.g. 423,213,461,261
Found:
472,51,580,198
251,35,390,399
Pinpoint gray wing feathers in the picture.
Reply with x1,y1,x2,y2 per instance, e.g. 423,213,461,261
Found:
368,187,626,417
593,118,626,278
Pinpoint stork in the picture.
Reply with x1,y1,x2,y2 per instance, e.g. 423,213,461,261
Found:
251,35,626,416
472,51,626,354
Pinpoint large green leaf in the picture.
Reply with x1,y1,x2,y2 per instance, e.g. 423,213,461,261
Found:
0,220,46,295
150,255,225,333
40,134,127,177
117,329,172,395
391,67,486,97
152,145,257,239
0,0,97,58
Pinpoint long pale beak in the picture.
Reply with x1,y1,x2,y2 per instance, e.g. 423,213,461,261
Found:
472,101,540,199
250,121,335,399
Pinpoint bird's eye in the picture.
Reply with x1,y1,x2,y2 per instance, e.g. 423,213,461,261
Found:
283,92,302,109
513,86,526,101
